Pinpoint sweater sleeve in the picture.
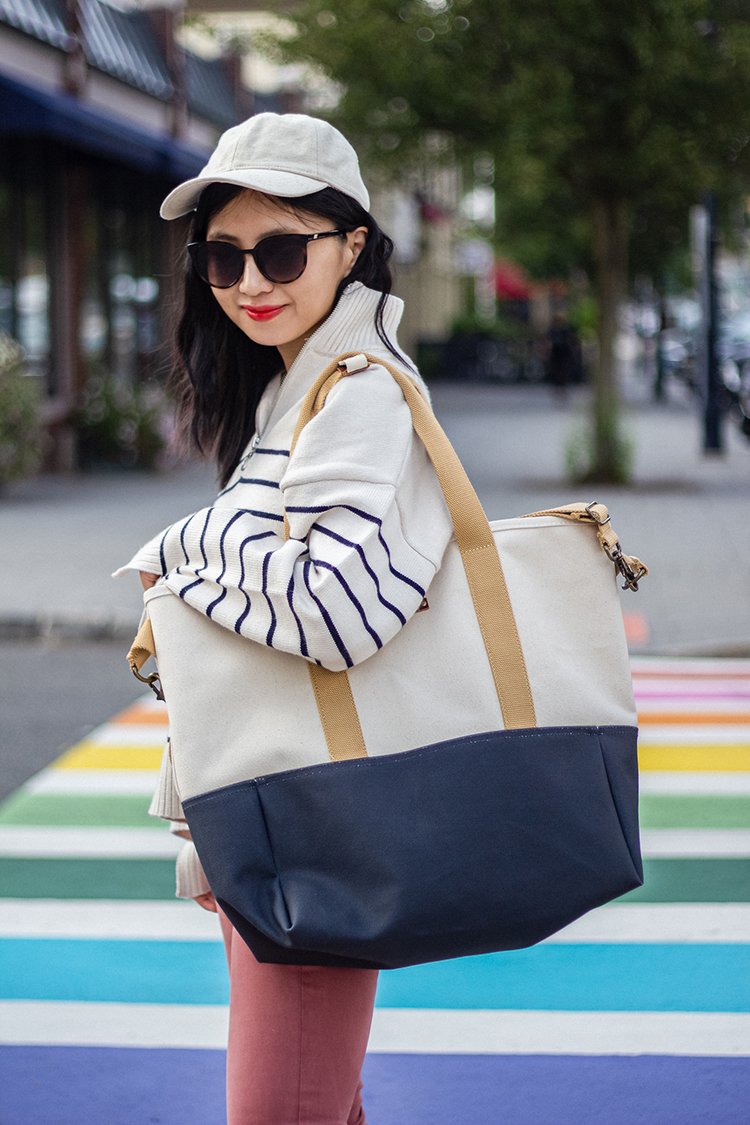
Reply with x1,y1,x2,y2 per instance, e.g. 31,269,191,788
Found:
154,365,453,671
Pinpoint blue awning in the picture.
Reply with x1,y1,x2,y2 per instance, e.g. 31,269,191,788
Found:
0,72,210,181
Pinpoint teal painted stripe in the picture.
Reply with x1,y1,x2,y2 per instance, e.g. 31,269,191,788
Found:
0,940,748,1011
623,858,750,902
2,857,748,903
0,859,175,900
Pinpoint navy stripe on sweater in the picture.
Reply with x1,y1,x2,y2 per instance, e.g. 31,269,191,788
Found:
262,551,277,647
218,477,281,499
286,504,426,597
231,531,276,634
205,521,271,618
310,558,383,650
313,524,407,626
303,559,353,668
286,571,309,658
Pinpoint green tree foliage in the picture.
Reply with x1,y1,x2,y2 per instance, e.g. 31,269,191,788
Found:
0,335,43,488
266,0,750,480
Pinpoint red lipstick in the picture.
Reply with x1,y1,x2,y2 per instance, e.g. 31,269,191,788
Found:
242,305,285,322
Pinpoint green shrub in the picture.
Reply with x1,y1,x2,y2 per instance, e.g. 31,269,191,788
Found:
75,375,166,471
0,334,43,487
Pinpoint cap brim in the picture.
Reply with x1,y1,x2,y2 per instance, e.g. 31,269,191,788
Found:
160,169,333,219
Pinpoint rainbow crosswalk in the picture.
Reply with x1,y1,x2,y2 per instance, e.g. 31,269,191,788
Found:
1,658,749,1123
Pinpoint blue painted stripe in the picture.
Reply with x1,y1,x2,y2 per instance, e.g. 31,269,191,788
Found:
0,939,229,1005
1,940,748,1011
254,447,289,456
1,1048,748,1125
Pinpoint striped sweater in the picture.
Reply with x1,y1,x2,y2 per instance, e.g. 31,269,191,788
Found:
117,281,453,897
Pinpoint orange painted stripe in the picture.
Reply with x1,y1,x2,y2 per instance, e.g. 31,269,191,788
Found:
637,712,750,725
111,705,169,726
631,670,750,680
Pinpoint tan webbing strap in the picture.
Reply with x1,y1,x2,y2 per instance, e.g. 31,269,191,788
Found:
286,352,537,760
308,663,368,760
523,503,648,592
126,614,164,700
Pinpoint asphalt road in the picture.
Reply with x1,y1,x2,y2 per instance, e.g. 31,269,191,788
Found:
0,638,143,801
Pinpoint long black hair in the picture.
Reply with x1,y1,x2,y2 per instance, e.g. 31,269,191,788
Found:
170,183,406,487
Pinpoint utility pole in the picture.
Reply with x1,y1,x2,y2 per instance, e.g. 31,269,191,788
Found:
695,193,724,453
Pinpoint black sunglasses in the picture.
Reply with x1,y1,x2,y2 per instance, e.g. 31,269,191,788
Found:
187,230,347,288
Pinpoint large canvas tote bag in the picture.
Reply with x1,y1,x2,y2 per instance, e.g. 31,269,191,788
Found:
129,352,648,970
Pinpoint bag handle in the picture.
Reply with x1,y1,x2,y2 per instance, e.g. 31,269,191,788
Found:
288,352,538,753
127,352,648,762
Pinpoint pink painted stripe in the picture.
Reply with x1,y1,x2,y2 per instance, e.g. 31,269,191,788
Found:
634,690,750,701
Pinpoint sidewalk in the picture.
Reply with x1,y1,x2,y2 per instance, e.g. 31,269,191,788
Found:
2,382,749,654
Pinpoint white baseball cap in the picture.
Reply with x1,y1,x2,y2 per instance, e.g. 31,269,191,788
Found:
160,112,370,219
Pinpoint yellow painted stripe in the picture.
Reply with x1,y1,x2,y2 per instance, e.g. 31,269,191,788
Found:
639,745,750,772
53,744,163,772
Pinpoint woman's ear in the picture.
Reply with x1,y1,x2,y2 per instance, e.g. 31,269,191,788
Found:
346,226,368,272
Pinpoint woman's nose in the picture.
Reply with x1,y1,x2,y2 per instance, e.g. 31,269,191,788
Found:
237,254,273,295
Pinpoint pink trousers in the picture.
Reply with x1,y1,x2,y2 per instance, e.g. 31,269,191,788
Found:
219,911,379,1125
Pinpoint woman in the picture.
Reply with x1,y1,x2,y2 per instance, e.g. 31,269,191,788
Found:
117,112,452,1125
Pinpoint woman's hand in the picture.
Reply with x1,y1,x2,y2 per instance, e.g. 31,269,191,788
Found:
139,571,160,591
194,891,218,913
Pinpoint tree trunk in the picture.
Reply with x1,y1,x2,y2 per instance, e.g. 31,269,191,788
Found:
589,197,631,482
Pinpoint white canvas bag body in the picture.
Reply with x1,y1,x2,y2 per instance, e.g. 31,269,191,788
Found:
129,352,647,969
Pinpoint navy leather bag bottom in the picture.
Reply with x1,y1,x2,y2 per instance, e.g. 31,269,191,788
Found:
183,723,643,970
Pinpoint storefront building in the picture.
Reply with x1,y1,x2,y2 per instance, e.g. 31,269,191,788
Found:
0,0,284,467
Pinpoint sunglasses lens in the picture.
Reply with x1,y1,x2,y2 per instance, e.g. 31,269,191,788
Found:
255,236,307,283
194,243,244,288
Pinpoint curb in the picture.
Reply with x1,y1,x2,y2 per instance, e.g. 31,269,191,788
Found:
0,616,137,643
3,615,750,658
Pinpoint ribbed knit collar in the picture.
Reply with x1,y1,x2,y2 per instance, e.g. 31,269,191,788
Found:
260,282,409,430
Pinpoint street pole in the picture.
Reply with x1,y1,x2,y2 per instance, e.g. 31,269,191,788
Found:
702,192,723,453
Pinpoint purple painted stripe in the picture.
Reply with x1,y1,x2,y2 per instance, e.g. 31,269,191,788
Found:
310,557,383,650
303,559,352,668
1,1048,748,1125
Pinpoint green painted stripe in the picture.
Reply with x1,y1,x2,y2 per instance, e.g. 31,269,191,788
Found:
0,792,156,829
0,858,175,900
624,859,750,903
1,792,747,832
639,794,750,829
1,857,747,905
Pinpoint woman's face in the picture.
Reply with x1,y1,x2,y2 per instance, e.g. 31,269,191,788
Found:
205,190,367,369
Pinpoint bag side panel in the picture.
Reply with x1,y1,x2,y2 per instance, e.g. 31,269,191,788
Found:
145,587,329,800
494,519,637,727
